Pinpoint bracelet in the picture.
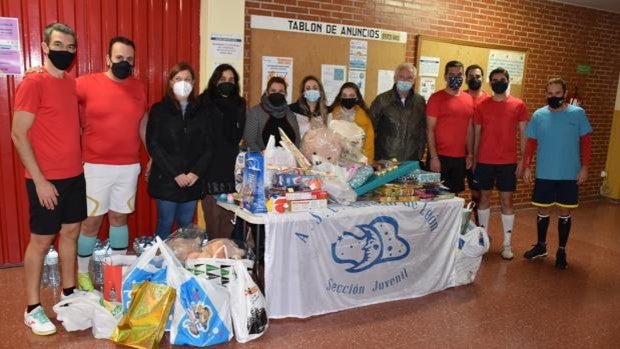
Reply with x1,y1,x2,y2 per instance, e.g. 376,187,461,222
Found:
431,156,439,160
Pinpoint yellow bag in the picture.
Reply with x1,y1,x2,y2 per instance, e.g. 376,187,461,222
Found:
110,281,176,349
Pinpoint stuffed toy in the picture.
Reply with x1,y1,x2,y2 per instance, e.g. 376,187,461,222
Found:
300,127,342,165
328,119,367,164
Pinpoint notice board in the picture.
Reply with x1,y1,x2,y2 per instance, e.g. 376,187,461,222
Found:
416,35,529,99
249,15,408,106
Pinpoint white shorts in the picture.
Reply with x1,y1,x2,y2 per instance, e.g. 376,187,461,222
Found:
84,162,141,216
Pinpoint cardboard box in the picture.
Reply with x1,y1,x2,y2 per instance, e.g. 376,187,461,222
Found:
289,199,328,212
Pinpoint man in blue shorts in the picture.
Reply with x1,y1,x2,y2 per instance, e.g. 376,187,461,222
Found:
522,78,592,269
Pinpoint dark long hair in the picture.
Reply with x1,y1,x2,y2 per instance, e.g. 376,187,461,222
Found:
164,62,197,107
205,63,241,99
297,75,328,125
329,82,370,114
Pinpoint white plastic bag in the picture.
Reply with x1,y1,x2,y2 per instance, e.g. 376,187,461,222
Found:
264,135,296,188
53,290,122,339
454,225,490,286
229,260,268,343
158,237,234,346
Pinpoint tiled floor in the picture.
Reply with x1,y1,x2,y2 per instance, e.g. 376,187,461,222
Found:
2,200,619,348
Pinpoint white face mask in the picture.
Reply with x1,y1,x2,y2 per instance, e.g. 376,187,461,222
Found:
173,80,193,98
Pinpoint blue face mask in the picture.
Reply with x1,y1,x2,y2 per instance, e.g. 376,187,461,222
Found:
396,80,413,92
448,75,463,90
303,89,321,102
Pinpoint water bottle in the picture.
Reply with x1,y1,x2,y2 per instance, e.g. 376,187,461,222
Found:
46,246,60,288
40,258,49,288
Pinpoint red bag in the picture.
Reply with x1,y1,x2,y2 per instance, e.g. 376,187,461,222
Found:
103,263,123,302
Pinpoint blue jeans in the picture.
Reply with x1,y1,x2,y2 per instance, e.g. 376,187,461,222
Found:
155,199,197,239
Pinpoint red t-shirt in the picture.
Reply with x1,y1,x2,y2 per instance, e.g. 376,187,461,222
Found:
466,90,490,106
77,73,147,164
474,96,528,164
426,90,474,157
14,70,82,180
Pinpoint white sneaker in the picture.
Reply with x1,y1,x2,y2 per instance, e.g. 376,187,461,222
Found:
501,245,514,260
24,305,57,335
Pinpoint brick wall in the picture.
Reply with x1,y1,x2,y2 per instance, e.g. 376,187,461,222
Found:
244,0,620,206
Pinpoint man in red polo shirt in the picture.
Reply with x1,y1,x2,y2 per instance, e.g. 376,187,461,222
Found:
12,22,85,336
473,67,528,260
464,64,490,224
426,60,474,194
75,37,148,291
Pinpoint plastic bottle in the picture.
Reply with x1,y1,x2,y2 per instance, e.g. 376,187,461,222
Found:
600,171,611,197
46,245,60,288
40,258,49,288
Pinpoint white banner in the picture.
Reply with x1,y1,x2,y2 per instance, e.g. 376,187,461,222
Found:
250,15,407,43
264,198,464,318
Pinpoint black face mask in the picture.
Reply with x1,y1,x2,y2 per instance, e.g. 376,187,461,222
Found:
341,98,357,110
547,96,564,109
111,61,133,79
491,81,509,94
217,82,235,96
467,78,482,91
268,93,287,106
48,50,75,71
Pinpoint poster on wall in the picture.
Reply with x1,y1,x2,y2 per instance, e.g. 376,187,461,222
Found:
349,40,368,70
348,69,366,97
419,56,440,77
487,50,525,84
0,17,22,75
419,77,436,102
209,33,243,60
262,56,294,103
377,69,394,95
321,64,347,105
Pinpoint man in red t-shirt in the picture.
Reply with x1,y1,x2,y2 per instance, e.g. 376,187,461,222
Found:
464,64,490,224
473,67,528,260
426,60,474,194
12,23,85,336
75,37,148,291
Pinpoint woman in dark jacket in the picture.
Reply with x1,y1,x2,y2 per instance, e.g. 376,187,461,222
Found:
200,64,246,239
147,62,211,239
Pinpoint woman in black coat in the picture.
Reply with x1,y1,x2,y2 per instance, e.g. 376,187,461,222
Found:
199,64,246,239
147,62,211,239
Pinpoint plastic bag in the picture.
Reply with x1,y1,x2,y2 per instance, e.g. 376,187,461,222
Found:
186,244,254,287
158,236,233,347
53,290,123,339
454,225,490,286
461,201,475,235
111,281,176,349
121,239,175,313
229,260,268,343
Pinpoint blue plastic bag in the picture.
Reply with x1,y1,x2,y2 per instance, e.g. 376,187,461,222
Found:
241,152,267,214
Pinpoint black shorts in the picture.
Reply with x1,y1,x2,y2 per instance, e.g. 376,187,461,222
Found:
438,155,466,194
26,174,87,235
474,163,517,192
532,179,579,208
465,168,479,191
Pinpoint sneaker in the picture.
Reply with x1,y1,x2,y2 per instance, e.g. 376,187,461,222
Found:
500,245,514,260
24,305,56,336
524,243,547,260
77,272,94,292
555,249,568,269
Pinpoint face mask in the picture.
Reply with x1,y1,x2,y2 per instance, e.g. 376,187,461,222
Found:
111,61,133,79
448,76,463,90
341,98,357,110
303,89,321,102
47,50,75,71
173,81,192,98
467,78,482,90
547,96,564,109
491,81,509,94
217,82,235,96
396,80,413,92
268,93,287,106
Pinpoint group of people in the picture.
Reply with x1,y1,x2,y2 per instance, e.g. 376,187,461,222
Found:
11,22,591,336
